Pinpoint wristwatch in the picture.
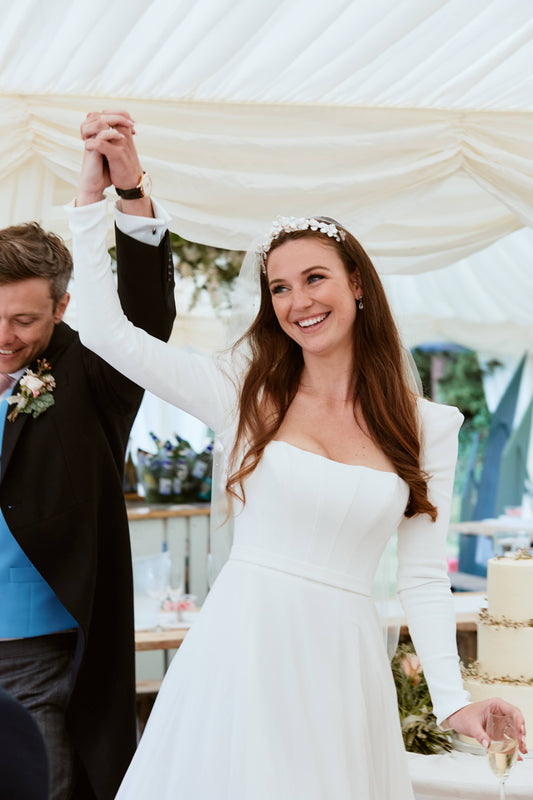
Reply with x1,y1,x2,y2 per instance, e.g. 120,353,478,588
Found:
115,171,152,200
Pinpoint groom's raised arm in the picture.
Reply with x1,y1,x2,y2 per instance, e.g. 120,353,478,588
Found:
76,110,175,342
115,223,175,343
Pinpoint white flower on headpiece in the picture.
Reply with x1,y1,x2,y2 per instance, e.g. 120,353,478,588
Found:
257,216,345,272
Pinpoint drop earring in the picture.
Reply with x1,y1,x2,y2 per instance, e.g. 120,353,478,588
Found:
358,296,364,310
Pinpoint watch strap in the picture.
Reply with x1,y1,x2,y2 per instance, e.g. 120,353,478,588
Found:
115,172,147,200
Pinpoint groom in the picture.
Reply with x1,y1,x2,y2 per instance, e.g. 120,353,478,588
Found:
0,115,174,800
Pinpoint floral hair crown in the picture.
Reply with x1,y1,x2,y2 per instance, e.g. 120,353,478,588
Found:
257,216,345,273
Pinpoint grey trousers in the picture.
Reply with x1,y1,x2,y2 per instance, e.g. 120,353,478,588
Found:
0,632,77,800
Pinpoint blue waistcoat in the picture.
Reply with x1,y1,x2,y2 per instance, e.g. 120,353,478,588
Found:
0,399,77,637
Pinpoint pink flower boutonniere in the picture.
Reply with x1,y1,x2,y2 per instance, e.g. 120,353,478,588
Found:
7,359,56,422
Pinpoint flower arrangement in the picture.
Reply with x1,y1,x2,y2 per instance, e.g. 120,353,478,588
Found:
7,359,56,422
111,236,243,311
391,643,453,754
169,233,244,310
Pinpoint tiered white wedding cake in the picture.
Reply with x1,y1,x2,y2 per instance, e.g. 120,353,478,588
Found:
462,550,533,749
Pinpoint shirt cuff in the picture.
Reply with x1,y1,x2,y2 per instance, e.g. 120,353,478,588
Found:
65,197,107,222
115,197,171,246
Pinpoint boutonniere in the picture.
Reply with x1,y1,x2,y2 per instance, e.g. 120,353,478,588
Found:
7,359,56,422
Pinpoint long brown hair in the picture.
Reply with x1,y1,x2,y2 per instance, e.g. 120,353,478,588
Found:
226,220,437,521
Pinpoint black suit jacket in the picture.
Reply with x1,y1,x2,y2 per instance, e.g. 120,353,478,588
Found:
0,229,175,800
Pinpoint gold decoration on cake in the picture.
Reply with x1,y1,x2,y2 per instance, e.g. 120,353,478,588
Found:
495,547,533,561
462,552,533,751
462,662,533,687
478,608,533,629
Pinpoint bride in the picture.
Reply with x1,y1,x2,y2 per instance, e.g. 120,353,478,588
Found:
67,111,526,800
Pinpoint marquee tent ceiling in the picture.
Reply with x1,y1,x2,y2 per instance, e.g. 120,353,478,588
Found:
383,226,533,354
1,0,533,353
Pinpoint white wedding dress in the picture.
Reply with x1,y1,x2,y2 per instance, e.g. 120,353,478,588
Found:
67,201,470,800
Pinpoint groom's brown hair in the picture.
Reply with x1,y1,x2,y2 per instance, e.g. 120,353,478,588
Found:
0,222,72,308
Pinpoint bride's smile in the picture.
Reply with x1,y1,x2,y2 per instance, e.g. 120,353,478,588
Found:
266,237,361,358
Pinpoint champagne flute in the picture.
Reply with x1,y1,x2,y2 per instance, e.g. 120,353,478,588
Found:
486,712,519,799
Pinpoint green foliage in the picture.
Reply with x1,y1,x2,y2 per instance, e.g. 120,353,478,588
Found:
29,392,54,418
391,644,453,754
411,349,502,515
401,710,453,755
169,233,244,310
437,352,493,428
411,348,493,425
110,235,244,311
411,348,432,399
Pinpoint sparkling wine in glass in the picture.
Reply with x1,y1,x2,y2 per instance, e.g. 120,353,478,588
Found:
487,712,518,800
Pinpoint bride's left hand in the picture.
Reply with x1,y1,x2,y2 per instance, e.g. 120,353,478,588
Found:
444,698,527,757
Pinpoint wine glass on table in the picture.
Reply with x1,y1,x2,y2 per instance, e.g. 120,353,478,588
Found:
487,712,519,799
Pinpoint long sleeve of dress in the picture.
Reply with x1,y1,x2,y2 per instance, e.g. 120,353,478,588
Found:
397,398,470,725
66,199,238,435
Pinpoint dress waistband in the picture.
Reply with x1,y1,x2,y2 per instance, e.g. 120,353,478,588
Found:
229,545,371,597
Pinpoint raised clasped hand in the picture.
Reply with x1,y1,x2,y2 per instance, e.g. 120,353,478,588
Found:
76,110,141,206
445,698,527,759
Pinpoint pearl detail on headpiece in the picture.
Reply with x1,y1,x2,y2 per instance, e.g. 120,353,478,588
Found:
258,216,345,274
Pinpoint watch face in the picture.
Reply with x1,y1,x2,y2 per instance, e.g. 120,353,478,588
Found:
142,173,152,197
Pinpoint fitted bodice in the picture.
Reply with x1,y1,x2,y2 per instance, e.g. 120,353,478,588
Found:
231,441,409,596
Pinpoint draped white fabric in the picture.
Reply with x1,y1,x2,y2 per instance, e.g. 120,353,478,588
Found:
1,0,532,276
383,227,533,354
2,0,533,370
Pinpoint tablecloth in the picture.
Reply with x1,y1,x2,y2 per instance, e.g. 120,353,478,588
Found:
408,750,533,799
